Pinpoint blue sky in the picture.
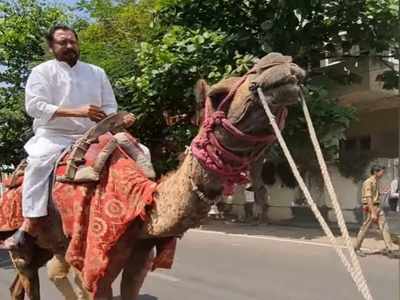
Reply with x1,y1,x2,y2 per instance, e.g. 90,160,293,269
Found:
48,0,89,19
45,0,78,7
54,0,77,4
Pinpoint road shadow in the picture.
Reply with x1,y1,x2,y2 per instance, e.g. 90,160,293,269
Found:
357,249,400,260
113,295,157,300
199,218,395,242
199,219,348,240
0,251,13,269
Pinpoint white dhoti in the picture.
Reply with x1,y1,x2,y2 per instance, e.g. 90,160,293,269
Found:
22,135,77,218
22,154,60,217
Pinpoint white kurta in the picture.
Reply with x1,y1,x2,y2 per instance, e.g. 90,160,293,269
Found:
22,59,117,217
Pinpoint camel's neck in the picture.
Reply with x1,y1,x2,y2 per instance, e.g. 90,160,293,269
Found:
145,152,223,237
159,152,223,204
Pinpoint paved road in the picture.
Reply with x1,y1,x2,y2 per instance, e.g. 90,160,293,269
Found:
0,229,398,300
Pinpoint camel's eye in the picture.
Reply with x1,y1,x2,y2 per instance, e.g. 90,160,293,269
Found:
208,90,229,110
207,77,242,110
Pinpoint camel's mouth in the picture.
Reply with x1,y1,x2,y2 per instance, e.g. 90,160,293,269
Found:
253,81,302,107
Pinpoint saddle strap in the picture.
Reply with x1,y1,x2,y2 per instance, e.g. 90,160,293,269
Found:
4,159,27,188
57,137,118,183
57,112,131,182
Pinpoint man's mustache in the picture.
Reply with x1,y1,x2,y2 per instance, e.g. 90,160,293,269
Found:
63,49,78,55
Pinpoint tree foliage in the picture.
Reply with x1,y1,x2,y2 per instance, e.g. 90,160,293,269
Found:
0,0,398,175
0,0,66,167
157,0,399,63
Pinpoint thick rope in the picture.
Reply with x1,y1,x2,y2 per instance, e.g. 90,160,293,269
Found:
299,90,373,299
258,88,373,300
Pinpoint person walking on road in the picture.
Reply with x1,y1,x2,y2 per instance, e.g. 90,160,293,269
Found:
354,165,397,255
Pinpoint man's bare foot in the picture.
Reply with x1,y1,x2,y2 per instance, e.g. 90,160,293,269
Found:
0,218,44,251
0,230,36,251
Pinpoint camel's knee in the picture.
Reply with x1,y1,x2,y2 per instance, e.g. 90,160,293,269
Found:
47,255,70,282
10,252,32,270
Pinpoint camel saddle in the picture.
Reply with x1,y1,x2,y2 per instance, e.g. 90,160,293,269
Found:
4,112,134,188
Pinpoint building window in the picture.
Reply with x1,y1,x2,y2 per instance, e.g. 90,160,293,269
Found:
341,135,371,154
360,136,371,151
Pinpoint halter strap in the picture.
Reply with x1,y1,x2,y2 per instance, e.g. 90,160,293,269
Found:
191,66,288,195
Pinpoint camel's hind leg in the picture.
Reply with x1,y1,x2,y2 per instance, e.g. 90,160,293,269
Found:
11,267,41,300
120,241,155,300
9,247,52,300
10,274,25,300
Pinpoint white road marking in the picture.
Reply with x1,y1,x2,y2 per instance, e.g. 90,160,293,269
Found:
189,228,372,251
149,271,181,283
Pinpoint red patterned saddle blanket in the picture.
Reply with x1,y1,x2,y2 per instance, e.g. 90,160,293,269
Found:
0,134,177,294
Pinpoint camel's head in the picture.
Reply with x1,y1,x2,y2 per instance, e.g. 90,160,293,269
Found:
196,52,305,156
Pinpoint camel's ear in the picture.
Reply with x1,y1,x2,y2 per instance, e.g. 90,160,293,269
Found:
195,79,209,106
193,80,210,126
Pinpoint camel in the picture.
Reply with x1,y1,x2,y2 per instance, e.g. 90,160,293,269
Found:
2,52,305,300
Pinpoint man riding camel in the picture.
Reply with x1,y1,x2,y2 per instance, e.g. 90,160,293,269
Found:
0,24,153,251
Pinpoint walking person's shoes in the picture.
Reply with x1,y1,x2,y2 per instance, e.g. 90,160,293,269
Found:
355,249,367,257
382,248,400,258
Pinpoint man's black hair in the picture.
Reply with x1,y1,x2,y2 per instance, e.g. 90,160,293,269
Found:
46,24,78,43
370,164,385,175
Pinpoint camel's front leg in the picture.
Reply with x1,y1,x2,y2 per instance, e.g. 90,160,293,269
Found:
250,159,269,224
47,255,88,300
120,242,155,300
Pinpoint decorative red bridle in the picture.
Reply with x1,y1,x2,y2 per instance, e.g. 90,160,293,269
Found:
190,68,288,195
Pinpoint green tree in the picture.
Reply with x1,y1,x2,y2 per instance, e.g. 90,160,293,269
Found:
112,0,362,173
0,0,67,168
76,1,250,172
158,0,399,66
75,0,156,80
137,0,397,175
1,0,397,175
